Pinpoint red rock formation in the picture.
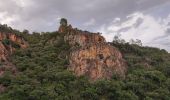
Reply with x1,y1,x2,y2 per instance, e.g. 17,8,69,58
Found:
0,33,28,49
58,25,68,33
0,42,8,61
69,43,126,80
0,32,27,92
58,19,127,81
64,30,105,46
0,32,28,73
58,22,105,46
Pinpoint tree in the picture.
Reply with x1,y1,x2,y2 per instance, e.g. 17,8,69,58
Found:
135,39,142,46
113,33,126,44
129,39,142,46
23,30,29,34
60,18,68,26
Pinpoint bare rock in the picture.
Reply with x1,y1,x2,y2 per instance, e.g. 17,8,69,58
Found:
58,19,127,81
69,43,126,80
0,32,28,76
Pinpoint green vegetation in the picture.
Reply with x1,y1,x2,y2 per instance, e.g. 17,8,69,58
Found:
60,18,68,26
2,39,21,48
0,25,170,99
0,24,22,35
111,42,170,100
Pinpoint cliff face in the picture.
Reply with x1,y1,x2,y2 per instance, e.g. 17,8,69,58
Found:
59,23,127,80
69,43,126,80
0,33,28,62
60,25,105,46
0,42,8,62
0,32,28,93
0,33,28,48
0,32,28,77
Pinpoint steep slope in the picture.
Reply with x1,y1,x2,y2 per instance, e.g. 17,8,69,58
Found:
0,32,28,62
0,32,28,93
0,20,170,100
59,20,127,80
69,43,126,80
0,32,28,73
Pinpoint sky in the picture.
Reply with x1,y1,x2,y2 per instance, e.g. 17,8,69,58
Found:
0,0,170,51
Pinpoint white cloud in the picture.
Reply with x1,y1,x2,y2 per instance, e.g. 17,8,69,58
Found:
112,18,121,23
0,12,18,25
99,12,170,51
83,18,96,27
12,0,33,7
12,0,25,7
0,0,169,52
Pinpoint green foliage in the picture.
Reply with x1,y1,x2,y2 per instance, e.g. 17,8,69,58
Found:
0,71,13,87
110,42,170,99
2,39,10,45
2,39,20,48
0,28,170,99
0,24,22,35
60,18,68,26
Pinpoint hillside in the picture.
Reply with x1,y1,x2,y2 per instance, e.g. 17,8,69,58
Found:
0,20,170,100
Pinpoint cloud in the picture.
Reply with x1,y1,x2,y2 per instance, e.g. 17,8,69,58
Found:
0,0,170,51
0,12,18,25
83,18,96,27
99,12,170,51
0,0,169,31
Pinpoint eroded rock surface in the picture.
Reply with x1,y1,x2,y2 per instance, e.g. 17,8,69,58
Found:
58,19,127,80
69,43,126,80
0,32,28,77
0,32,28,92
0,32,28,62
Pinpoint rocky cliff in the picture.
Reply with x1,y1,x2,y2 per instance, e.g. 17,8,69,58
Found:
0,32,28,62
58,19,127,80
0,32,28,93
0,32,28,76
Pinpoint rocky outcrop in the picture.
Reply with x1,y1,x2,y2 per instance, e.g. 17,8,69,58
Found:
0,32,28,49
0,32,28,93
0,32,27,93
0,42,9,62
58,19,127,80
64,30,105,46
59,23,105,46
0,32,28,74
0,33,28,62
69,43,126,80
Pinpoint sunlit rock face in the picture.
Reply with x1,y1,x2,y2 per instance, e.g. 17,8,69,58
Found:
0,32,28,92
0,32,28,62
0,42,8,62
69,43,127,80
64,30,106,46
58,19,127,81
0,32,28,48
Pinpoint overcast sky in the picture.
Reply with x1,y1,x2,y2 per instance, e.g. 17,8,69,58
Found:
0,0,170,51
